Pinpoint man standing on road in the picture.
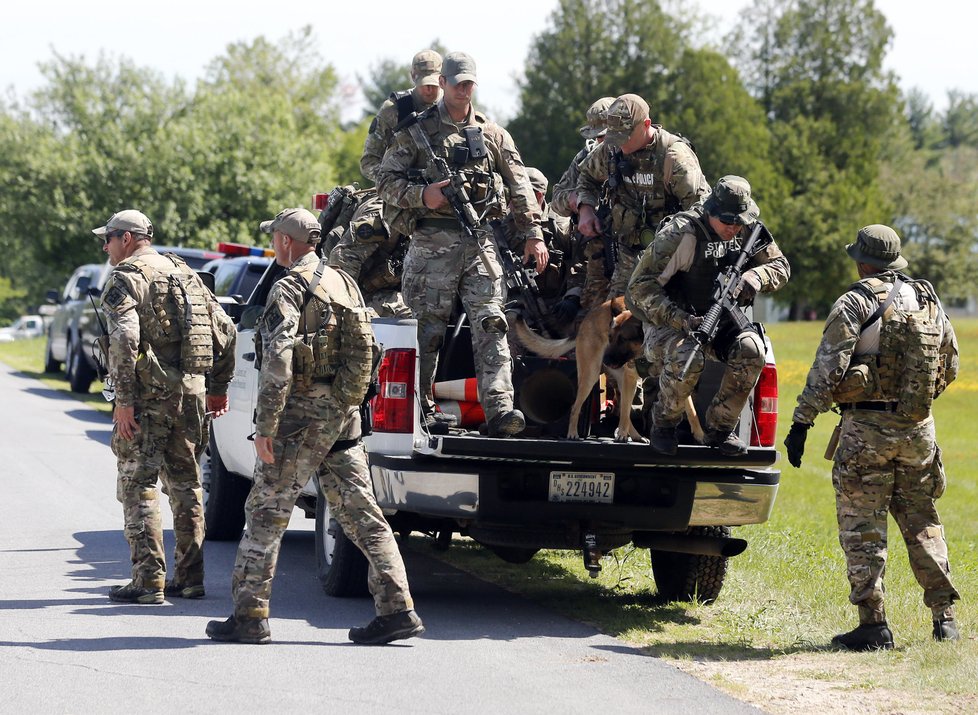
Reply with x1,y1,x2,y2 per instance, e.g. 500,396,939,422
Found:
206,208,423,645
784,225,960,651
360,49,443,184
627,176,789,455
376,51,544,437
95,209,235,604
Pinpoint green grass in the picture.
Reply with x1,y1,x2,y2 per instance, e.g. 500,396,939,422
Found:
0,336,112,413
431,317,978,711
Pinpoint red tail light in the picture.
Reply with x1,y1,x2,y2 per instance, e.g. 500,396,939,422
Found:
751,363,778,447
313,193,329,211
370,348,416,433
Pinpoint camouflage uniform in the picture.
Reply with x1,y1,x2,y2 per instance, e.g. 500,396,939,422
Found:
577,98,709,309
328,190,411,319
231,251,413,621
627,197,789,436
103,246,235,591
376,97,543,420
792,265,959,627
360,51,441,184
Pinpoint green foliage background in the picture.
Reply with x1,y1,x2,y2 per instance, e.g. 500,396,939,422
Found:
1,2,976,324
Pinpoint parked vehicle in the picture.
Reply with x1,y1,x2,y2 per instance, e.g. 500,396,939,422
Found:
207,260,781,604
0,315,45,343
201,245,273,302
43,264,104,372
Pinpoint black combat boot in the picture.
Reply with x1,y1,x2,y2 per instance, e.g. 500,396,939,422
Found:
348,609,425,645
164,580,205,599
703,428,748,456
487,409,525,438
423,411,458,435
108,581,164,605
205,615,271,644
831,623,894,651
649,425,678,455
933,619,960,642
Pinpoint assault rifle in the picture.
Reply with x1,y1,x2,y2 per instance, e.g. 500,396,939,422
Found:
490,221,559,338
678,221,773,380
394,111,500,280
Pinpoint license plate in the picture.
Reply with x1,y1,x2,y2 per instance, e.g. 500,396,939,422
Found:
548,471,615,504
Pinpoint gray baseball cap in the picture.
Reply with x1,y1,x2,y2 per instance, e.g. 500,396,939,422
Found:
846,224,908,270
260,207,322,244
412,50,442,88
525,167,548,196
442,52,477,86
91,209,154,238
703,175,760,225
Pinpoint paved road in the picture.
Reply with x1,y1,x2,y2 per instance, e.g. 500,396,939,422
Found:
0,363,763,714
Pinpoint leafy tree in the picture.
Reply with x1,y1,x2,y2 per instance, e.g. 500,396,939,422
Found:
942,91,978,149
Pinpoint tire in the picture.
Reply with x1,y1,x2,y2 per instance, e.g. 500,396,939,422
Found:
43,335,60,373
649,526,730,604
66,333,95,393
314,487,369,598
202,435,250,541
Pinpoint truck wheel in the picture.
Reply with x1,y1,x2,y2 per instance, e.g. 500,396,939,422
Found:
67,334,95,393
649,526,730,604
43,335,61,373
314,489,369,598
202,436,249,541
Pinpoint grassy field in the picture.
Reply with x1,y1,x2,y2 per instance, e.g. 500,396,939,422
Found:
0,337,112,413
3,324,976,712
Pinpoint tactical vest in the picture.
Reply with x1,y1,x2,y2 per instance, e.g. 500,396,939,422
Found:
607,127,693,247
418,107,501,217
126,252,214,374
833,275,944,420
664,210,741,315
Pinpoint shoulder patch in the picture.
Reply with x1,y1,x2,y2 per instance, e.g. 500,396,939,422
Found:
102,285,129,309
262,304,285,333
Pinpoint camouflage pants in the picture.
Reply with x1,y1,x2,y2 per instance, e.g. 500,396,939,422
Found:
833,410,958,624
232,389,412,620
402,225,513,419
580,238,639,310
111,391,206,589
649,324,764,432
365,289,412,320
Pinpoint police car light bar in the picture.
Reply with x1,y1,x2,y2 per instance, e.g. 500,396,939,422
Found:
217,242,275,258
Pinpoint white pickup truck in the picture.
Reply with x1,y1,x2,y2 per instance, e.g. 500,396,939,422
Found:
206,261,781,603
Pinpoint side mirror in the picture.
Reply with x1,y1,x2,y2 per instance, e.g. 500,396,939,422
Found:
45,289,61,305
240,305,264,330
196,270,216,294
87,286,102,298
75,275,92,295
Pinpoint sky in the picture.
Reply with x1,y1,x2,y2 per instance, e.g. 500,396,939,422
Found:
2,1,974,123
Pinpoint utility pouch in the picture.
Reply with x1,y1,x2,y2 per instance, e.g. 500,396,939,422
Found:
292,338,315,390
928,445,947,499
832,361,879,403
824,422,841,461
463,126,488,160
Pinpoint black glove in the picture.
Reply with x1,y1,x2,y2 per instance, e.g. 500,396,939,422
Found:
784,422,811,468
551,294,581,324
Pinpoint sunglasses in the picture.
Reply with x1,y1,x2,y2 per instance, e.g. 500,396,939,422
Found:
103,229,125,244
715,214,744,226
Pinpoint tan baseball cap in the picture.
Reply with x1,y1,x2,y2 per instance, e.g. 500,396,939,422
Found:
579,96,615,139
525,167,548,196
412,50,442,88
442,51,477,86
603,94,650,147
259,207,322,244
91,209,154,238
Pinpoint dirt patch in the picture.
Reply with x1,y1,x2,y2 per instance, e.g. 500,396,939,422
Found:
669,654,973,715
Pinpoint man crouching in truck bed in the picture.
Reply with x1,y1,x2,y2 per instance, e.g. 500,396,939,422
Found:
375,51,545,437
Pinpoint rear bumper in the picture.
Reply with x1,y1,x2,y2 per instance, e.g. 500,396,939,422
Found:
369,440,780,534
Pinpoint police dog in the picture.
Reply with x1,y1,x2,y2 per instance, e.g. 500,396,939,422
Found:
513,297,645,442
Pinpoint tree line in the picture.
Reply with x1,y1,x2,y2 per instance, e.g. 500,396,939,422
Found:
0,0,975,323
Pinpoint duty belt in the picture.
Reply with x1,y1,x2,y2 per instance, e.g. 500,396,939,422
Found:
839,401,899,412
415,217,462,231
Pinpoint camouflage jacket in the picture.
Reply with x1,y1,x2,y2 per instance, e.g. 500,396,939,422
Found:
626,209,790,330
550,142,594,218
102,247,235,408
792,271,959,426
497,203,584,300
255,252,374,437
576,126,709,244
376,99,543,243
360,86,439,184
